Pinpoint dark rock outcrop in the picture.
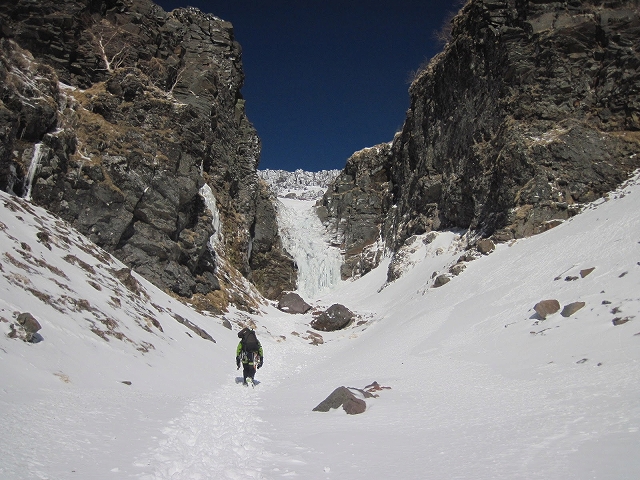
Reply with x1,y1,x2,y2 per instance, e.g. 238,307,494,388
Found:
534,299,561,319
310,303,354,331
387,0,640,247
312,386,367,415
433,274,451,288
580,267,596,278
322,0,640,281
0,0,295,307
319,143,393,279
277,292,312,314
612,316,632,326
476,238,496,255
246,181,297,299
13,312,42,342
561,301,586,317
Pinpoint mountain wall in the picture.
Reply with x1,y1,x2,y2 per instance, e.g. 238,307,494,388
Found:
0,0,296,308
318,144,393,279
321,0,640,279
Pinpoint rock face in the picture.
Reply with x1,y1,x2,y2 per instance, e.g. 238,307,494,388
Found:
388,0,640,247
0,0,295,307
322,0,640,279
319,144,393,279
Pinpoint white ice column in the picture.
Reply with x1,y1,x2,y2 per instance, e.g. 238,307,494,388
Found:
24,143,45,201
199,184,223,250
276,197,342,300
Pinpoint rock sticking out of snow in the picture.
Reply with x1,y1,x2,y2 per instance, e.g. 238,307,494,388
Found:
310,304,354,332
313,386,366,415
534,299,561,319
277,292,312,314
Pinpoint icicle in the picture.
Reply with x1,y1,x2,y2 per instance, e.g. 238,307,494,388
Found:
276,198,342,300
24,143,45,201
199,184,223,249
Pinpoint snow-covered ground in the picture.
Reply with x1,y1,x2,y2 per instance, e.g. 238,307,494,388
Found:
1,170,640,479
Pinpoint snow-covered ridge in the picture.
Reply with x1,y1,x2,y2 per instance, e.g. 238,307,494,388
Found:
258,168,340,200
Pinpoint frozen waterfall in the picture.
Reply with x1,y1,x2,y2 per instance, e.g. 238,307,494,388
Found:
276,197,343,300
199,184,223,249
24,143,45,201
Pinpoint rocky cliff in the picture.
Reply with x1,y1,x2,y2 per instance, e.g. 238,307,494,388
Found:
0,0,296,309
321,0,640,279
318,144,393,279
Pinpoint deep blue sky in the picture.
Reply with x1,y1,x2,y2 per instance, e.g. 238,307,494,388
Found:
155,1,459,171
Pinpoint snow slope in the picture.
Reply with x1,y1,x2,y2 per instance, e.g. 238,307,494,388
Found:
1,170,640,479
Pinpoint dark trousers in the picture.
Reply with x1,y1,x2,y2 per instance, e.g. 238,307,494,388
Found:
242,363,256,383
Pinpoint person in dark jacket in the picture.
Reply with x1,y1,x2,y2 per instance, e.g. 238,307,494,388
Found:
236,327,263,386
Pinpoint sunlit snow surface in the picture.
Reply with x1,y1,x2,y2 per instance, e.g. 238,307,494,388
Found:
1,171,640,479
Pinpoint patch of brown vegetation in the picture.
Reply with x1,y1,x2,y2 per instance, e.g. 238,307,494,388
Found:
76,242,112,265
25,287,55,307
3,252,37,274
111,268,148,299
189,291,227,315
54,372,71,383
16,249,69,279
172,313,215,342
36,230,52,250
136,341,155,353
63,254,96,274
304,330,324,345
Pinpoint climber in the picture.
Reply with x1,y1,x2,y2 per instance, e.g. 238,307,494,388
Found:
236,327,263,386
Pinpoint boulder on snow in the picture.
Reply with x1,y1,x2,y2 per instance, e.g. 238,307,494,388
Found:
534,299,561,319
561,301,586,317
433,274,451,288
310,304,354,332
277,292,312,314
17,312,41,332
580,267,596,278
449,263,467,276
14,312,42,342
612,316,632,326
313,386,366,415
476,239,496,255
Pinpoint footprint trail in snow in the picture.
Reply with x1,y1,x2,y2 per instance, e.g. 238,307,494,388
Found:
136,377,271,479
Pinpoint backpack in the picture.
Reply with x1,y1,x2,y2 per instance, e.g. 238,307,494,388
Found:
239,328,259,353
